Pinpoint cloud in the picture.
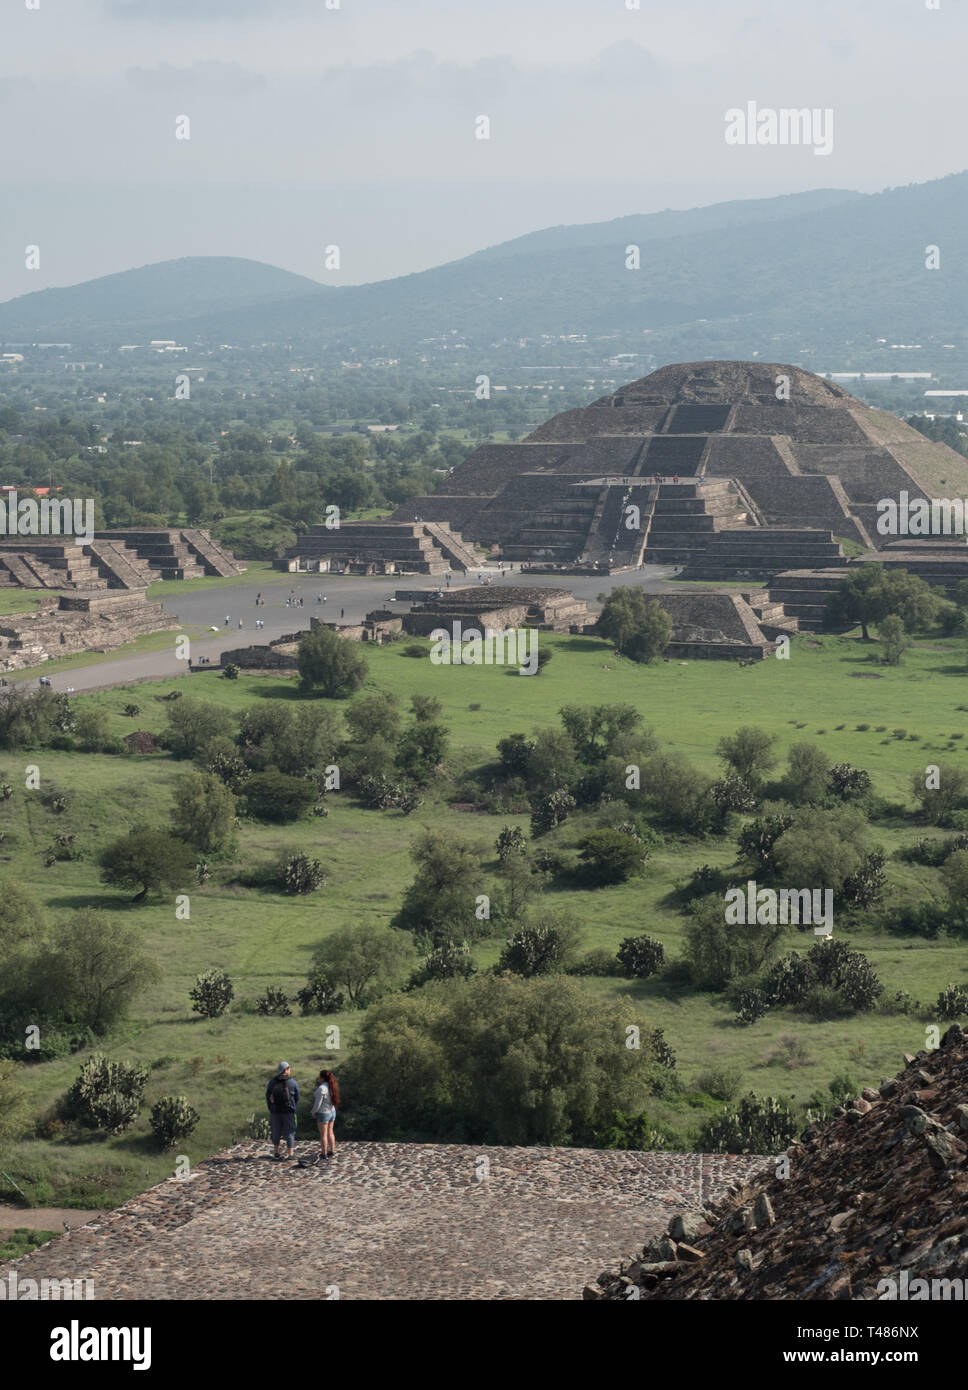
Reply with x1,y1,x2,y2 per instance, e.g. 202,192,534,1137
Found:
103,0,319,17
125,62,267,97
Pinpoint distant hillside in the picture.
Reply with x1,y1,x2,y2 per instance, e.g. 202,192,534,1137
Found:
1,174,967,353
0,257,326,343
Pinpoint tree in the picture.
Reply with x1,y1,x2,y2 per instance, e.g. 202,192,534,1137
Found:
635,752,717,834
577,828,649,885
242,768,317,823
782,743,830,805
911,764,968,825
684,896,783,990
717,726,777,785
32,911,160,1035
941,850,968,908
409,694,442,723
344,692,400,745
828,566,942,639
310,923,416,1007
559,704,643,764
73,704,111,752
394,831,489,946
596,590,671,663
772,805,871,894
100,827,197,902
298,626,367,697
525,728,579,797
165,697,234,759
343,973,665,1145
172,770,237,853
395,722,448,786
879,613,911,666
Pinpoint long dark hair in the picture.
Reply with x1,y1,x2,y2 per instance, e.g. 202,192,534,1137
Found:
318,1069,340,1108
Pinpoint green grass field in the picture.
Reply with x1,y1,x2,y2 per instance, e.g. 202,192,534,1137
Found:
3,628,968,1207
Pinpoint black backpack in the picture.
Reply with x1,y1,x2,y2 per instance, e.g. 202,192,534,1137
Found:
270,1077,293,1111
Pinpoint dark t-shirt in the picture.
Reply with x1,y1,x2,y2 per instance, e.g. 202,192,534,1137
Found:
265,1076,300,1114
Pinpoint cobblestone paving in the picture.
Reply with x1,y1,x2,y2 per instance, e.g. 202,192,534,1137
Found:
0,1143,768,1301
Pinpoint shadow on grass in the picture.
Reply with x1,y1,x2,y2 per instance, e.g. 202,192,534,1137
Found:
42,892,144,913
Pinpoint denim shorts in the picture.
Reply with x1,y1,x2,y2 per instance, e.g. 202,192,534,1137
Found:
270,1112,296,1145
314,1109,336,1125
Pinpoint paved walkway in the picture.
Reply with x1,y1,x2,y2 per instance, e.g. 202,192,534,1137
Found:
12,565,679,696
0,1142,767,1300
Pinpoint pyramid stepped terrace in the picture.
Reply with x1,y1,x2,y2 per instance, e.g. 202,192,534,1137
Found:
392,362,968,585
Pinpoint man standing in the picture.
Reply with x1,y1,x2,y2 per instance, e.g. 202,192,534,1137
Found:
266,1061,299,1162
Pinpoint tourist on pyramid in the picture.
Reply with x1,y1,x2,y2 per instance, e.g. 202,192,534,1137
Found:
266,1061,300,1163
310,1069,340,1161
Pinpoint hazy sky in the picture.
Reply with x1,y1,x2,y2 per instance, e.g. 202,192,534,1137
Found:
0,0,964,302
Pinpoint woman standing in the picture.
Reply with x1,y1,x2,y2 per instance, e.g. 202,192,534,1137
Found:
311,1069,340,1160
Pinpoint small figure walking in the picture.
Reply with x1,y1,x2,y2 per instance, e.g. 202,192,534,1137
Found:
340,607,344,619
224,615,230,626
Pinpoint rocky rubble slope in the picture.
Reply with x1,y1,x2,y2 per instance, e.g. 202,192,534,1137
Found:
588,1025,968,1300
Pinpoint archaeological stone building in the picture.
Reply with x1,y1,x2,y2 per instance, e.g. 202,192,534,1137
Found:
390,361,968,593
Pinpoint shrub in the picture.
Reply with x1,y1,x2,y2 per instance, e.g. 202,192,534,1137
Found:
123,703,140,717
280,854,324,895
840,851,887,907
698,1093,799,1153
61,1055,148,1133
296,971,345,1016
529,788,576,837
408,941,477,990
256,987,292,1017
189,969,234,1019
733,988,769,1025
498,913,581,977
222,664,240,680
577,828,649,885
172,770,237,853
496,825,527,861
570,947,623,977
616,934,665,979
695,1065,745,1102
808,939,882,1012
149,1095,200,1148
343,973,666,1145
935,984,968,1020
402,644,427,659
243,769,317,823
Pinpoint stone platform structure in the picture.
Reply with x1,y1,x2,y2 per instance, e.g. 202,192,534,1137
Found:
0,591,179,671
0,1142,768,1301
659,591,799,659
0,529,243,591
402,585,593,637
279,520,479,576
393,362,968,586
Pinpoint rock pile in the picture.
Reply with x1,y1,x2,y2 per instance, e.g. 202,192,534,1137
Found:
588,1025,968,1300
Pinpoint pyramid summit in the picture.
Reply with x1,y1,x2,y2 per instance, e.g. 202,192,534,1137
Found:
394,360,968,578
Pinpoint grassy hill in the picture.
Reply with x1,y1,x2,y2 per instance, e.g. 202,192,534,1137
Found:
3,627,967,1209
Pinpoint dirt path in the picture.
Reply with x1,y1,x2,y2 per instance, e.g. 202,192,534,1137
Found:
0,1203,106,1231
